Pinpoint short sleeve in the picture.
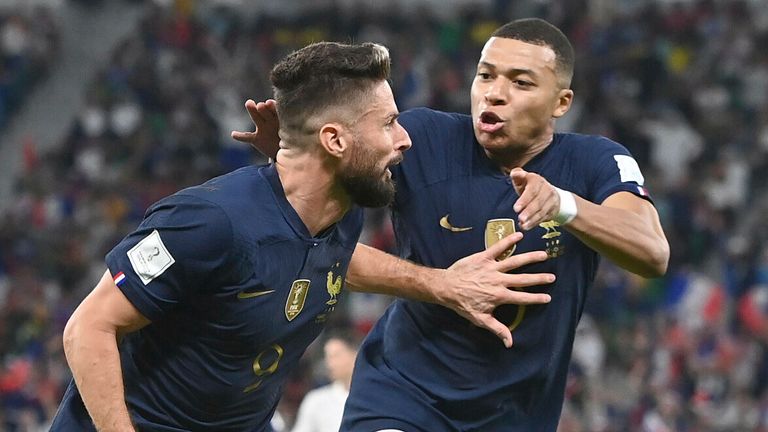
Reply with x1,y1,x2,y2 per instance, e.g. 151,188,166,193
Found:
586,137,653,205
105,194,234,322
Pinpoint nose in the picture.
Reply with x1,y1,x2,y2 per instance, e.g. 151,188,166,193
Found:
395,122,412,152
484,78,508,106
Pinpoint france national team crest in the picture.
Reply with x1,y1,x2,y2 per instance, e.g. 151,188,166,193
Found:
484,219,517,260
285,279,310,321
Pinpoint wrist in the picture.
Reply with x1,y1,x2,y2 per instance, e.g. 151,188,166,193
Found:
553,187,577,225
417,267,452,306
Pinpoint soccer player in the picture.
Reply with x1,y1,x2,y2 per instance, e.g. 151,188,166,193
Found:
290,332,359,432
235,18,670,432
50,41,552,432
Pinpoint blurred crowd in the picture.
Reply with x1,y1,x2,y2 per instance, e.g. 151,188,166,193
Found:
1,0,768,430
0,5,59,128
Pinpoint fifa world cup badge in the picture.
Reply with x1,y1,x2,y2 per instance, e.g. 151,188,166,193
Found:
285,279,310,321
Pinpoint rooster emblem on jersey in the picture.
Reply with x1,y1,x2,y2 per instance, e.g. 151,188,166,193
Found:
326,263,343,305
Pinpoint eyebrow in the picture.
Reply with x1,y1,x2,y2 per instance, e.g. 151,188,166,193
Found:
478,62,539,78
385,112,400,122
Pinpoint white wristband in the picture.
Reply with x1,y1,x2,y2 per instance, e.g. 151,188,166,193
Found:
554,187,577,225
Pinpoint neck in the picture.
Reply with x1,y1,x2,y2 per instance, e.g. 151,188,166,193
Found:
274,146,350,237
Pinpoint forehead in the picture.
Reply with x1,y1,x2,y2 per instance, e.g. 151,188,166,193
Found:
357,80,397,119
479,37,558,75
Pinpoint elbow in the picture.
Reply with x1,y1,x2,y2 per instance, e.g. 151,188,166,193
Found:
639,241,670,278
62,313,81,362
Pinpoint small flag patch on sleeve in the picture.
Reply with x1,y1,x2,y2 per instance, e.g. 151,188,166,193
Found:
114,271,127,286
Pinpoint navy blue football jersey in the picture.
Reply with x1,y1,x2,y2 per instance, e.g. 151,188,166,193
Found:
341,108,652,432
51,164,363,432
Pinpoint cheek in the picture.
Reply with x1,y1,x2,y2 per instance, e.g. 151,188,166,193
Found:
470,87,483,108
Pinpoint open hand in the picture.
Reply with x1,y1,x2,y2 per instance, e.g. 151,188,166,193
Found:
440,231,554,348
230,99,281,160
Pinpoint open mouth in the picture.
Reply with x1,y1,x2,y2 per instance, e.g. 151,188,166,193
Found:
477,111,505,133
384,155,404,178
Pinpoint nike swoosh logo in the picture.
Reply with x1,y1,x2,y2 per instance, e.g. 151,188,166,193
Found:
237,289,275,299
439,214,473,232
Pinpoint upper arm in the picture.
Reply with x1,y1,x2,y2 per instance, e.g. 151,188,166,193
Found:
602,191,667,241
66,269,151,340
347,243,383,289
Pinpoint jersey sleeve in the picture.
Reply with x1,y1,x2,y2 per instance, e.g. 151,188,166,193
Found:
105,194,234,322
585,137,653,204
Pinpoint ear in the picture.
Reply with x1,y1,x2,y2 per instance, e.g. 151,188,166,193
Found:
552,88,574,118
318,123,349,159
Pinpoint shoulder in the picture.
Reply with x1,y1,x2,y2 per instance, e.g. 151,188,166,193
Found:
135,192,236,267
397,107,473,161
159,165,278,233
145,192,232,237
175,165,267,208
551,133,636,176
556,132,630,154
400,107,471,134
553,133,648,202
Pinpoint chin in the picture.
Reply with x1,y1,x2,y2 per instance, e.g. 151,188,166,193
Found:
477,135,508,150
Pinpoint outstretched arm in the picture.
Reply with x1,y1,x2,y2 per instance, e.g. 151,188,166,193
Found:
230,99,280,160
62,269,150,432
347,232,555,348
511,168,669,278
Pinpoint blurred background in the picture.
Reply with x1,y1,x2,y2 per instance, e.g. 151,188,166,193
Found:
0,0,767,430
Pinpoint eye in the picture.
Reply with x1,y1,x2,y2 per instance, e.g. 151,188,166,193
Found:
477,72,491,80
514,80,533,87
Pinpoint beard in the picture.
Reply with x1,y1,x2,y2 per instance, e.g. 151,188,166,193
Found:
339,140,397,208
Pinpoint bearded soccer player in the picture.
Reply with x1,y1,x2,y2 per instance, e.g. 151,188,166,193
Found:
235,18,669,432
50,40,553,432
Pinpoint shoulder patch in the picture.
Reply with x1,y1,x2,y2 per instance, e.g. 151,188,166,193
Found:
127,230,175,285
613,155,645,185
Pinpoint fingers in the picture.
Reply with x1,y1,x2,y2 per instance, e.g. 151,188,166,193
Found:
244,99,279,127
510,168,527,195
230,130,256,143
474,314,514,348
495,249,549,273
262,99,278,120
499,273,555,292
513,173,559,230
482,231,523,260
518,207,545,231
513,177,540,214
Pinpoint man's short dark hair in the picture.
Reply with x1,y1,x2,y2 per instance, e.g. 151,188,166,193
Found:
270,42,391,140
492,18,574,88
